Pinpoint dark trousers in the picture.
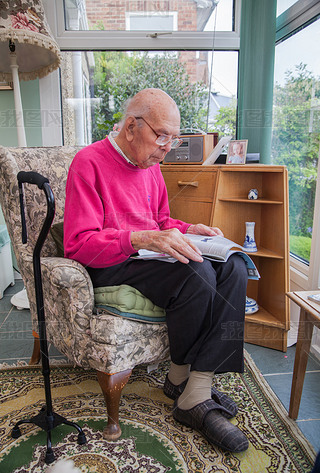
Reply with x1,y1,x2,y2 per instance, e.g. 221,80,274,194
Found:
88,254,248,373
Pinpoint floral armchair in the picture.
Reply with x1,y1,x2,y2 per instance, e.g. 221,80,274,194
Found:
0,146,170,440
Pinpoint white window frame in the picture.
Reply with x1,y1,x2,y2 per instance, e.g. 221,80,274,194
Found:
45,0,241,51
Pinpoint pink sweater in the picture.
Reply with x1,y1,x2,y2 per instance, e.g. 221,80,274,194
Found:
64,137,190,268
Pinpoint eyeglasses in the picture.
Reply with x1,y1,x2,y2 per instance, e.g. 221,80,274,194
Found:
135,116,183,149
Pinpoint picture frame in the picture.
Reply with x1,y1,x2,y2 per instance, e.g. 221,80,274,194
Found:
226,140,248,165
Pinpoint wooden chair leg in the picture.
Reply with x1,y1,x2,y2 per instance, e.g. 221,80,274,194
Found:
289,309,314,419
96,369,132,441
29,333,41,365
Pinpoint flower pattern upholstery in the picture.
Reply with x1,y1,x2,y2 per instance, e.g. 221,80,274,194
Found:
0,146,170,374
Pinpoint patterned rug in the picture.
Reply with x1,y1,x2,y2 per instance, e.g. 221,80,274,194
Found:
0,353,316,473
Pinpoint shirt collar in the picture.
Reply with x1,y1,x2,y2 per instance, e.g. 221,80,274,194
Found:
108,131,137,166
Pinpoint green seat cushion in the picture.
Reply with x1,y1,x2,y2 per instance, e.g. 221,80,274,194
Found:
94,285,166,323
50,222,165,323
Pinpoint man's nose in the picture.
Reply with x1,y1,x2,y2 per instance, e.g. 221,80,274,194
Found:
161,141,172,152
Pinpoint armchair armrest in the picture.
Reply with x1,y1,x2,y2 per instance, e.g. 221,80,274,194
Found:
42,256,93,289
40,256,95,367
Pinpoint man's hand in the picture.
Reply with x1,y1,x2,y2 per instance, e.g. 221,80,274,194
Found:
131,228,203,264
186,223,224,237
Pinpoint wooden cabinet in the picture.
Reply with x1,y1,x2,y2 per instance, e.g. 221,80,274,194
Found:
162,166,218,225
161,164,290,352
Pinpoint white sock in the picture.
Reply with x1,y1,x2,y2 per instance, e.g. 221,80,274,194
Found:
177,370,214,410
168,362,190,385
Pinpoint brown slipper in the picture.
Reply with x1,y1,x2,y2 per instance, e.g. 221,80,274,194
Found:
173,399,249,453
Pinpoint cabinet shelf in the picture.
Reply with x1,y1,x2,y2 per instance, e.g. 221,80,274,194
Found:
245,306,285,328
218,197,283,205
161,164,290,352
246,247,284,259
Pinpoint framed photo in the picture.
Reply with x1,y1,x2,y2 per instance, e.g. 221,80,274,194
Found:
226,140,248,164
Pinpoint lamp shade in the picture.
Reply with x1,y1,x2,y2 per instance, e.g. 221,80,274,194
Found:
0,0,61,81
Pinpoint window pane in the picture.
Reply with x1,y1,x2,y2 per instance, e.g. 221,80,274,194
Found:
60,50,237,145
271,19,320,263
205,0,234,31
63,0,234,32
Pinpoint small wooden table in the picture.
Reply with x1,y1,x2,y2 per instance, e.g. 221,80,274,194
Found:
286,291,320,419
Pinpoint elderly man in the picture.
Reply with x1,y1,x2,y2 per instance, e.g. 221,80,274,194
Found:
64,88,249,452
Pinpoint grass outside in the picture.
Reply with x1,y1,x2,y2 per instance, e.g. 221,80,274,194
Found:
290,234,311,262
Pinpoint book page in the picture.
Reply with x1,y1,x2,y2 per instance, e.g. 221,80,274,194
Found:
186,234,243,261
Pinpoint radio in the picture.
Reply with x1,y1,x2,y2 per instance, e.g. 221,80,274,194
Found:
163,133,218,164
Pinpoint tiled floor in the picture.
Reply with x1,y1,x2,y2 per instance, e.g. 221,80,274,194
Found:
0,280,69,364
1,280,320,454
245,343,320,453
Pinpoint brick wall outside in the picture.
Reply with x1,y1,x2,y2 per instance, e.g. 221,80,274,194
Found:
85,1,197,31
85,0,209,85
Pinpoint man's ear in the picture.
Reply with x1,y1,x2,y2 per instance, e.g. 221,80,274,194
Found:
125,116,136,142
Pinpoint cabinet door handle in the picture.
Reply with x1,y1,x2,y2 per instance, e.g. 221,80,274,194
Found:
177,180,199,187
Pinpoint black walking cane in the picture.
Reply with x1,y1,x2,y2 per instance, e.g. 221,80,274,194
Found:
11,171,86,464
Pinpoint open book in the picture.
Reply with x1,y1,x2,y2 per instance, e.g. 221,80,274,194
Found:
133,234,260,280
